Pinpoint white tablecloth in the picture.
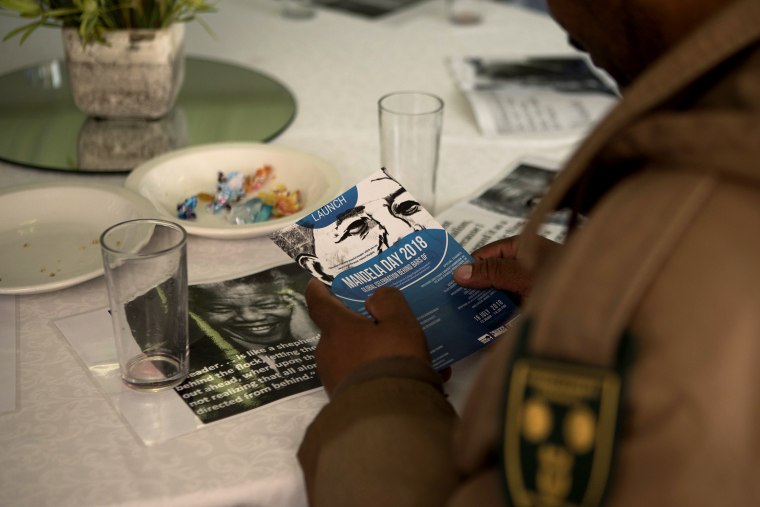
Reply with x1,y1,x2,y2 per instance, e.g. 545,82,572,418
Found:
0,1,577,505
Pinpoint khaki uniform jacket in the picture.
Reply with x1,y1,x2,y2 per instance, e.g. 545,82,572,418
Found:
298,1,760,505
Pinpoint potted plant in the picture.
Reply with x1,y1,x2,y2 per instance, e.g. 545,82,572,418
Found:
0,0,216,119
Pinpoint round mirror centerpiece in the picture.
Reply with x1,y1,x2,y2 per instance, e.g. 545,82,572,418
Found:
1,0,215,119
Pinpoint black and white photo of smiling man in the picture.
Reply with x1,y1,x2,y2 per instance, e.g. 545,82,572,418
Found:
176,263,321,423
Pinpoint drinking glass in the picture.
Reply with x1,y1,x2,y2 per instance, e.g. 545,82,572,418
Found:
379,91,444,213
100,219,189,391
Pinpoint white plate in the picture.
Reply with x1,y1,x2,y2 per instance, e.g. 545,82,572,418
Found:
125,143,344,239
0,182,157,295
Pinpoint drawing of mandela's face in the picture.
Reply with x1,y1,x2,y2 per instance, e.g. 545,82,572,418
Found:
305,175,439,284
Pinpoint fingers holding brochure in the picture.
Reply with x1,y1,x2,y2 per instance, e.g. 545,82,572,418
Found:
453,235,561,302
306,278,430,396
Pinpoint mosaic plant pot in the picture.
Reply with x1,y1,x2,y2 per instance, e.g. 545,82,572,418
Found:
63,24,185,120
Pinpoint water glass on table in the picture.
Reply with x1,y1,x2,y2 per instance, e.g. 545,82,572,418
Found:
100,219,189,391
378,91,444,214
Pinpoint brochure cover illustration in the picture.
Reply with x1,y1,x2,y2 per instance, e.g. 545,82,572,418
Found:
269,169,518,370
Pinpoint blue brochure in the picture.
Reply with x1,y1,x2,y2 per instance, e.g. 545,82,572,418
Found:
270,169,518,370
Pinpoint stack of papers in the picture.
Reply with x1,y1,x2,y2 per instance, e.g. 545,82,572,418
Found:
448,55,619,140
436,158,569,250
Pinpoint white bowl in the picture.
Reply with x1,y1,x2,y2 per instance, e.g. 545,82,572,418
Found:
125,143,343,239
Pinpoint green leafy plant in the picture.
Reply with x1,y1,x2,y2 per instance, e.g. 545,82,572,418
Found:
0,0,216,45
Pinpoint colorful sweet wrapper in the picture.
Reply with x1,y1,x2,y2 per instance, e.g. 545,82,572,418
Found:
175,166,302,224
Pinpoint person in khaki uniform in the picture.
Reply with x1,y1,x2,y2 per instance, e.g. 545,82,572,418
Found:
298,0,760,505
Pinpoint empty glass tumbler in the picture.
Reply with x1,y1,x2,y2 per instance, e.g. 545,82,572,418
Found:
100,219,189,391
379,91,444,213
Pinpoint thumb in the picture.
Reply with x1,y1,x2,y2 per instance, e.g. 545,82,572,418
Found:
453,258,533,299
364,287,417,325
305,277,363,329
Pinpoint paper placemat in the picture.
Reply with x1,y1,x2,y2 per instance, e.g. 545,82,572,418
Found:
54,261,325,446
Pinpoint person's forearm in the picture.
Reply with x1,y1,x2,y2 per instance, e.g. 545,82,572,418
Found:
298,357,458,507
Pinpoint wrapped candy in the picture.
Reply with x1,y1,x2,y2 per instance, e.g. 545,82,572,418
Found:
259,185,303,217
176,166,301,223
176,195,198,220
210,171,246,213
243,165,272,193
228,198,274,224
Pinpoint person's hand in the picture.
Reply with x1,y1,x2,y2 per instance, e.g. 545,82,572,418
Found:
305,278,430,397
452,236,560,301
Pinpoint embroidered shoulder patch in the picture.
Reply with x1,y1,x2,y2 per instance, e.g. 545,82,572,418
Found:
502,356,622,507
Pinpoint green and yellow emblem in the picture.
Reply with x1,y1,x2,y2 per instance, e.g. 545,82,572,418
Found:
502,356,622,507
